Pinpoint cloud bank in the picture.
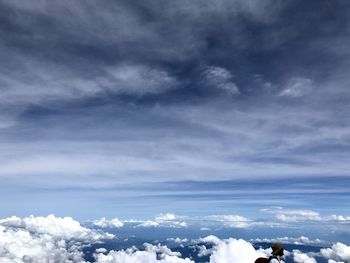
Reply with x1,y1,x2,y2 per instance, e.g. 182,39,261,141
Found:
0,215,113,262
0,214,349,263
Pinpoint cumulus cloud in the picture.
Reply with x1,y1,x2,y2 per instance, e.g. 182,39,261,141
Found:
197,244,213,257
166,238,188,244
293,250,316,263
196,235,222,245
96,248,108,253
93,217,124,228
193,236,350,263
94,243,193,263
0,215,113,262
321,243,350,262
136,220,160,228
0,214,113,241
134,214,187,228
192,236,283,263
209,238,266,263
155,213,177,221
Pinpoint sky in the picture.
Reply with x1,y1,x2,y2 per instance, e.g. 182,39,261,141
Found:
0,0,350,239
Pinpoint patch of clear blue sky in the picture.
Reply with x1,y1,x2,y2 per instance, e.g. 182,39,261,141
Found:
1,176,349,220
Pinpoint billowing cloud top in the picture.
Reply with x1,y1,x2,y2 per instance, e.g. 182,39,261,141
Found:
0,215,113,262
0,214,350,263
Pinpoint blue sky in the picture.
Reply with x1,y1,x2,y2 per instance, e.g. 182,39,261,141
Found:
0,0,350,239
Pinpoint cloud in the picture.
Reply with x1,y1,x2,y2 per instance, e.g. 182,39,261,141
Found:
196,235,222,245
279,77,313,98
204,215,252,228
197,244,213,257
94,243,193,263
166,238,188,244
328,260,345,263
136,220,187,228
136,221,160,228
250,236,326,246
0,214,113,241
261,207,321,222
200,66,240,95
260,207,350,228
101,64,178,96
209,238,266,263
293,250,317,263
93,217,124,228
112,210,350,232
193,236,285,263
320,243,350,262
0,214,113,262
155,213,177,221
327,215,350,222
1,0,350,222
134,214,187,228
144,243,182,257
0,61,177,107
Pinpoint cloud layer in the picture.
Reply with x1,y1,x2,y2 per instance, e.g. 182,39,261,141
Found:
0,214,350,263
0,0,350,224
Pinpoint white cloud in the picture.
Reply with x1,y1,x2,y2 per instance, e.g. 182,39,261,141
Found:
205,215,252,228
201,66,240,95
156,213,177,221
293,250,317,263
251,236,325,246
328,260,344,263
0,214,113,241
144,243,182,257
261,207,321,222
0,58,177,108
209,238,265,263
136,220,160,228
196,235,222,245
134,214,187,228
93,217,124,228
197,245,211,257
172,222,188,228
96,248,108,253
321,243,350,262
166,238,188,244
279,77,313,97
328,215,350,222
102,64,178,96
94,243,193,263
0,215,113,263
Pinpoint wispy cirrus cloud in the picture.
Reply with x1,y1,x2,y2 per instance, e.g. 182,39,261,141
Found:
1,0,350,222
